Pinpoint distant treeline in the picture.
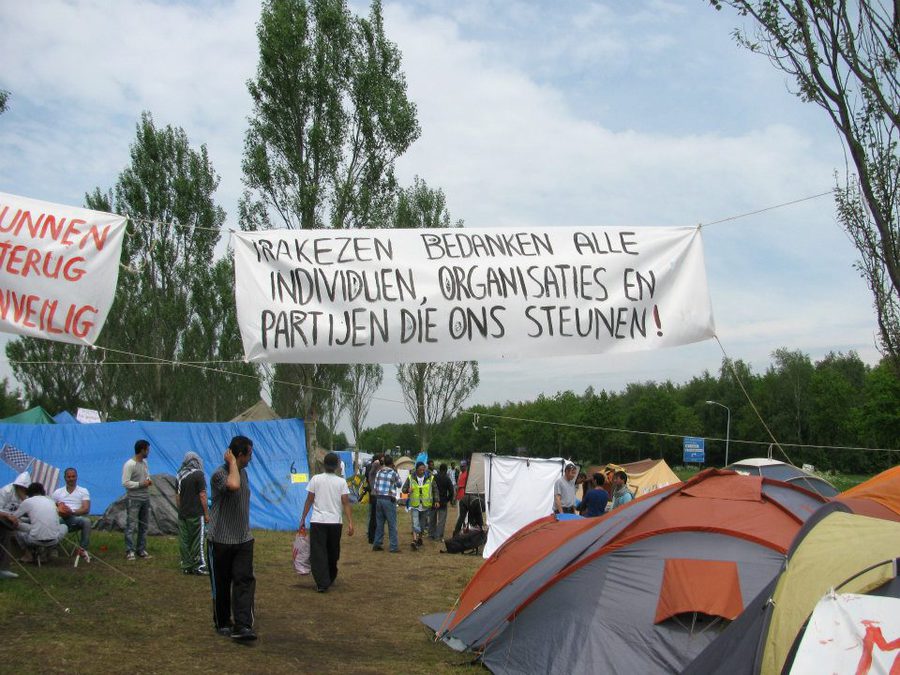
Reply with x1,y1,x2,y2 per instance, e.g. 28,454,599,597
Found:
359,349,899,475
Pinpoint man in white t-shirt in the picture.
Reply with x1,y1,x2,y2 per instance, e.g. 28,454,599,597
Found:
13,482,68,560
298,452,354,593
52,467,91,560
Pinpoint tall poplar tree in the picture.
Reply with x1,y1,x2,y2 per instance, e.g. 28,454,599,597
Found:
390,177,479,453
241,0,420,453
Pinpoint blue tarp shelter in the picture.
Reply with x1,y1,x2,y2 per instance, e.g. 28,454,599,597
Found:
53,410,79,424
0,418,309,531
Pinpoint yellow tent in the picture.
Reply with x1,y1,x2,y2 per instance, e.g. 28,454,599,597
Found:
684,509,900,675
587,458,681,497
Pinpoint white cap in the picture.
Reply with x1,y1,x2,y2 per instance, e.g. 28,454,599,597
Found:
13,471,31,488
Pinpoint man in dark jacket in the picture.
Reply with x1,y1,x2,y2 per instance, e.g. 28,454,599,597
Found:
432,464,455,541
362,455,382,544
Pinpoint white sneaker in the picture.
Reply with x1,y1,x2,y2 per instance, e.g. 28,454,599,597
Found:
125,551,136,561
0,569,18,579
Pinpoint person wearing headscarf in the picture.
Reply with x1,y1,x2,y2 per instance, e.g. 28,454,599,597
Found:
176,451,209,575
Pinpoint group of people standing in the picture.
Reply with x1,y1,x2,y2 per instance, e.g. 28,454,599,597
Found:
554,463,635,517
360,454,484,553
119,437,259,640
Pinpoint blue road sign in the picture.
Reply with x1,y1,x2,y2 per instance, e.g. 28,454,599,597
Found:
683,436,705,464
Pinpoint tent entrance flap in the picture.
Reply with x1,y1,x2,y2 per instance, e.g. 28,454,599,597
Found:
654,559,744,624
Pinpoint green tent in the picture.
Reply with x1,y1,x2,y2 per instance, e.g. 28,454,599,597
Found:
0,406,56,424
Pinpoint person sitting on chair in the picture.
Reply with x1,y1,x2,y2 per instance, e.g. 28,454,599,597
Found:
13,483,68,562
52,467,91,562
0,472,31,579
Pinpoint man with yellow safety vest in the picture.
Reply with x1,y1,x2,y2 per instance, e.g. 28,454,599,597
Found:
402,462,439,550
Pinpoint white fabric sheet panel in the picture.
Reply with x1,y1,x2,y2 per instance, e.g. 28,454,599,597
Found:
483,455,566,558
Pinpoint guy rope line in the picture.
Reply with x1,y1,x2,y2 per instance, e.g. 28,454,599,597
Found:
714,335,794,464
0,540,72,613
698,189,835,228
118,189,837,236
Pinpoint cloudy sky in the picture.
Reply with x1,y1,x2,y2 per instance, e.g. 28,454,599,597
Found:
0,0,880,433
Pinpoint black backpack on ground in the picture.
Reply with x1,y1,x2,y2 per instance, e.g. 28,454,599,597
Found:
443,528,487,555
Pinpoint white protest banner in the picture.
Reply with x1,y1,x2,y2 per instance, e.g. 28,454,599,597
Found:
790,593,900,675
233,226,715,364
0,192,126,346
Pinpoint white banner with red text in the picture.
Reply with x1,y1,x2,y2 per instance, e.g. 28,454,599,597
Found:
0,192,126,345
790,592,900,675
233,226,715,364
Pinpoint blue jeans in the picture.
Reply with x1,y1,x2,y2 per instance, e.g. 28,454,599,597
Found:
62,514,91,549
410,508,435,536
125,497,149,553
373,498,398,551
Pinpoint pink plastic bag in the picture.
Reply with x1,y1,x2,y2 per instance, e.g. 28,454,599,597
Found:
292,532,310,575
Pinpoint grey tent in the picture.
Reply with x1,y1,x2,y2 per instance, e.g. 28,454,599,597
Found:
230,400,279,423
726,458,838,497
95,473,179,535
425,469,828,674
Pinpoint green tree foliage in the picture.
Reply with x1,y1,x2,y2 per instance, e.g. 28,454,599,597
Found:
357,422,418,456
7,340,91,414
362,349,898,474
241,0,419,230
0,90,9,115
242,0,420,452
396,361,480,453
711,0,900,360
390,176,463,229
270,363,349,439
0,378,23,418
177,256,261,421
8,112,258,420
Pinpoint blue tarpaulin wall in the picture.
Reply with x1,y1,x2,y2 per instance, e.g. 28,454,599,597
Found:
0,418,309,531
336,450,355,478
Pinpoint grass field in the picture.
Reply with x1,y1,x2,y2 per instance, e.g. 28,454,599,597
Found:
0,505,483,675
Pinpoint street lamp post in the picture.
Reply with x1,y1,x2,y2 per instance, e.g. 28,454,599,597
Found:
473,414,497,454
706,400,731,467
484,425,497,454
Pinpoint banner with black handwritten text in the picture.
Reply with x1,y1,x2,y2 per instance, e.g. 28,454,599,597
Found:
233,226,715,363
0,192,126,346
